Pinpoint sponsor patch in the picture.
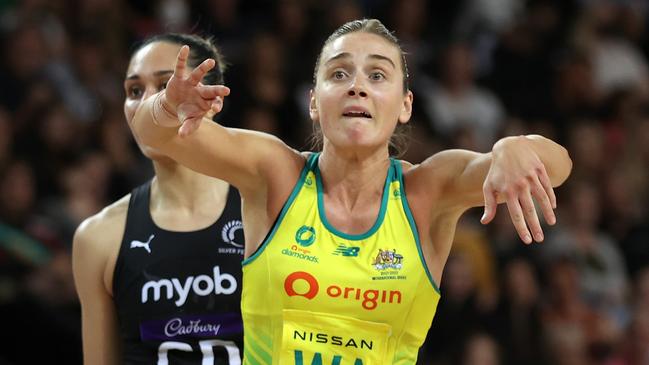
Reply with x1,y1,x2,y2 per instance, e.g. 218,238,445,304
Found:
139,312,242,341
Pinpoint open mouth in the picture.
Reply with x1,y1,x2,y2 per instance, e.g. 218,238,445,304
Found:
342,110,372,118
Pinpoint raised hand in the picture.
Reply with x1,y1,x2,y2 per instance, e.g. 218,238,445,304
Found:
161,45,230,137
480,136,557,244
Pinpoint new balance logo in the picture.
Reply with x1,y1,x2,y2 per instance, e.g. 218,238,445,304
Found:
333,245,360,257
130,234,154,254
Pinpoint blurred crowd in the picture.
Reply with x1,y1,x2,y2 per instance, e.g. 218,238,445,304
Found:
0,0,648,364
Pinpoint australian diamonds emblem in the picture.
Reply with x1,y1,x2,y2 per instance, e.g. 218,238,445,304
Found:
373,249,403,270
371,248,406,281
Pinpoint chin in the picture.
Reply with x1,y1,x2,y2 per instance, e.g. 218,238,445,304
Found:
346,129,383,148
324,127,385,152
141,146,174,163
149,154,176,164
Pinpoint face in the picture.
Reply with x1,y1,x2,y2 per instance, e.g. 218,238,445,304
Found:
123,41,184,160
310,32,413,154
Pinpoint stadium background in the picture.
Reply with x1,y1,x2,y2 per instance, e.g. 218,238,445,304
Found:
0,0,648,364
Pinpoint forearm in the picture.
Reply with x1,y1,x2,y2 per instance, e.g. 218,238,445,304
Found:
437,134,570,241
435,134,571,210
131,91,182,150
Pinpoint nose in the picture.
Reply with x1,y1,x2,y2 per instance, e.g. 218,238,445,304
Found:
347,75,368,98
348,89,367,97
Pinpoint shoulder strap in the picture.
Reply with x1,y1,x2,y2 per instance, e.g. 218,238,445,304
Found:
390,158,402,183
123,180,154,237
305,152,319,171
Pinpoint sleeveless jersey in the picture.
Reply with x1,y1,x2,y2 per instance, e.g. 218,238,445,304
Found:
113,180,245,364
241,153,441,365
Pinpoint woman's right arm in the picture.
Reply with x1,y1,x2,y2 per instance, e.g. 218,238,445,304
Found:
72,215,121,365
131,46,302,195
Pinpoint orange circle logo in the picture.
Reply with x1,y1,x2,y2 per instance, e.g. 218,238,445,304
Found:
284,271,319,299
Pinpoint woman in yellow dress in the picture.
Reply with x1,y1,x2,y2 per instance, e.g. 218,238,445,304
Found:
131,19,572,365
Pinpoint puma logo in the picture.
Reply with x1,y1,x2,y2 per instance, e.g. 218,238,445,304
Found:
130,234,155,254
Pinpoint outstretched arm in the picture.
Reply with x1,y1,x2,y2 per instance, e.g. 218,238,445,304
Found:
420,135,572,243
131,45,302,195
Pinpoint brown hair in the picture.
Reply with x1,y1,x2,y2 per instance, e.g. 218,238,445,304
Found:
310,19,411,156
313,18,410,93
134,33,226,86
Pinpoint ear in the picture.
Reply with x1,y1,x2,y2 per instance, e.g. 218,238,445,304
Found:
398,90,413,124
309,89,319,123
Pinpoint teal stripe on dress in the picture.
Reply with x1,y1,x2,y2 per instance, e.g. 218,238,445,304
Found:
314,154,392,241
242,153,316,266
394,160,441,293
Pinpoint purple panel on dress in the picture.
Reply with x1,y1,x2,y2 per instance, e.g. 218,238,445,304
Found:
140,312,243,341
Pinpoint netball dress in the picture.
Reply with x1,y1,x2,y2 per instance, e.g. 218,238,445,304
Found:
113,181,244,364
241,153,440,365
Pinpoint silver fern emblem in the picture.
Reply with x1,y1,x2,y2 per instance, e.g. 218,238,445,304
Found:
221,220,244,248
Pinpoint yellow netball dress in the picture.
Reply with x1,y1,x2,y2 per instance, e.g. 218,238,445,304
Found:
241,153,440,365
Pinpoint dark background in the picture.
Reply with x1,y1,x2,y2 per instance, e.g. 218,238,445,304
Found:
0,0,648,364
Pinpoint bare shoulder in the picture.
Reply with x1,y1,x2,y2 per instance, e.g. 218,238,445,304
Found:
399,157,445,198
75,193,130,249
246,144,306,206
262,137,305,169
401,150,478,191
241,135,306,197
399,151,479,219
235,128,305,174
73,193,131,294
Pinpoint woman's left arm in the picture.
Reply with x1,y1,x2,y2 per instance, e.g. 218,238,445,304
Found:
418,135,572,244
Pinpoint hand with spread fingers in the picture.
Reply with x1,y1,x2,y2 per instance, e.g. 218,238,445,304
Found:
480,136,559,244
157,45,230,137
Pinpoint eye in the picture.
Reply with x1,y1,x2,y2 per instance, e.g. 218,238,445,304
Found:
332,70,347,80
127,85,143,98
158,80,169,91
369,72,385,81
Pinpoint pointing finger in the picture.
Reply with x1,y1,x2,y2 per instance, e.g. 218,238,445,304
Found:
174,45,190,78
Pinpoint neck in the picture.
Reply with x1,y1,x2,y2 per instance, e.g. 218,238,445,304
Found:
318,144,390,212
150,160,228,212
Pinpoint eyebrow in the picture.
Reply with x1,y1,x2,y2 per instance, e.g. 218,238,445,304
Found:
368,54,396,69
125,70,174,81
324,52,396,69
